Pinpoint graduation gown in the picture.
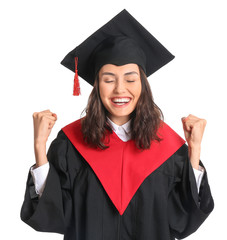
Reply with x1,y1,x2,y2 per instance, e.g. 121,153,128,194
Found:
20,119,214,240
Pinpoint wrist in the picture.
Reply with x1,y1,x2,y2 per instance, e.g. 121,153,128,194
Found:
34,143,47,168
34,140,46,149
191,161,200,170
34,161,48,168
189,142,201,150
189,145,201,170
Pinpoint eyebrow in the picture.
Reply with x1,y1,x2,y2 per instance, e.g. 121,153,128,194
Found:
101,71,139,77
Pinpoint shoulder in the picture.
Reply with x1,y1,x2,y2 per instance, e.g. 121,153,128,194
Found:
156,142,188,180
155,121,188,177
47,121,87,173
156,120,186,156
159,121,188,168
47,117,84,159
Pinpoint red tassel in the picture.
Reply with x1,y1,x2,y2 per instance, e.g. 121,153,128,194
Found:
73,57,81,96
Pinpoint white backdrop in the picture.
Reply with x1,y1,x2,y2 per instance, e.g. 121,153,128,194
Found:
1,0,226,239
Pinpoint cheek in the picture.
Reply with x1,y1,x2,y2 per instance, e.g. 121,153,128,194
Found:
99,82,105,96
99,83,112,97
99,83,110,104
133,83,142,98
138,84,142,96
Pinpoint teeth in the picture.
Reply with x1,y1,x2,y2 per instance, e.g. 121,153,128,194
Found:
115,102,126,105
112,98,130,103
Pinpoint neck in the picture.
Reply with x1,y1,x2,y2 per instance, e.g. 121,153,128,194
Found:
107,115,130,126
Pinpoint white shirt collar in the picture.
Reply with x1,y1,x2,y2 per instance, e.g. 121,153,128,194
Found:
107,116,132,142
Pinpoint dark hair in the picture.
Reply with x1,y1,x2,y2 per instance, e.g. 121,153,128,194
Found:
81,66,164,150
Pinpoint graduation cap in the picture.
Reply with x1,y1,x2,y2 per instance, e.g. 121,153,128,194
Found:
60,9,175,96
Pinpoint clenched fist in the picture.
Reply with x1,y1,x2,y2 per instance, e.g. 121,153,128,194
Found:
181,114,207,169
181,114,207,149
33,110,57,167
33,109,58,145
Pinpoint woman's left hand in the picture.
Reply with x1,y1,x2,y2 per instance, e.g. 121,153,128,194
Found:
181,114,207,169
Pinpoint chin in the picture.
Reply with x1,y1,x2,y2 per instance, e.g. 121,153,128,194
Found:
109,110,133,119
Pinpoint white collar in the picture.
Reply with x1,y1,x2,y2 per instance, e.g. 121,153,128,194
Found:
107,116,131,134
106,117,132,142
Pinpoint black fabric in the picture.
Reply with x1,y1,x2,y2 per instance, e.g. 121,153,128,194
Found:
91,35,147,78
21,130,214,240
60,9,175,86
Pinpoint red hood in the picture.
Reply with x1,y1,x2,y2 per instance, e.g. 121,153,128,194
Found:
62,119,185,215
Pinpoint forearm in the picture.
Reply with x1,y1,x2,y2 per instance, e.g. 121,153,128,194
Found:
34,143,48,168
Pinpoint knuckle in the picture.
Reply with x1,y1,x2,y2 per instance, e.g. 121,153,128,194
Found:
202,119,207,125
186,114,191,119
196,119,206,127
189,114,195,118
40,115,46,120
194,121,200,127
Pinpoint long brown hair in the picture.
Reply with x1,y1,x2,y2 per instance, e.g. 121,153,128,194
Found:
81,66,164,150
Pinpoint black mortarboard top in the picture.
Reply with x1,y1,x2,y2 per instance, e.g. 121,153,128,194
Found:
60,9,175,95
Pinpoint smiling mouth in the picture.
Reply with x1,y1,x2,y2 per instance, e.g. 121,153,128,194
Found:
111,97,131,106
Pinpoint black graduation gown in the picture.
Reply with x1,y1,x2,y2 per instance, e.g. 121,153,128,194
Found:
20,119,214,240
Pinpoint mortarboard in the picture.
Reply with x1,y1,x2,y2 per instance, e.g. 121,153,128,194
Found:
60,9,175,96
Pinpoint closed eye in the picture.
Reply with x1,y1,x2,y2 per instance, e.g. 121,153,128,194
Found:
104,80,114,83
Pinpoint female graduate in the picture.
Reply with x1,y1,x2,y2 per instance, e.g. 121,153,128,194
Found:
21,9,214,240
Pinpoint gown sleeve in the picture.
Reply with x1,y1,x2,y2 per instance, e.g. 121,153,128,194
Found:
168,144,214,239
20,130,78,234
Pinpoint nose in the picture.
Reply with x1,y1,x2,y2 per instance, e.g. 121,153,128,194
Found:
114,79,126,94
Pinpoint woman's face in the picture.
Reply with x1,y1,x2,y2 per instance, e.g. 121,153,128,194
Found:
99,63,142,125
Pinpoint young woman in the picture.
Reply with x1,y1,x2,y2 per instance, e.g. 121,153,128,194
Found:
21,9,214,240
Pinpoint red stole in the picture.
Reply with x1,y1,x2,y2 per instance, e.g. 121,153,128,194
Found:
62,119,185,215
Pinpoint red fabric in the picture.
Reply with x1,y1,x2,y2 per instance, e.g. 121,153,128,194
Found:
62,119,185,215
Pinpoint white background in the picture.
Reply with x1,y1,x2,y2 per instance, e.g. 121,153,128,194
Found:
1,0,226,239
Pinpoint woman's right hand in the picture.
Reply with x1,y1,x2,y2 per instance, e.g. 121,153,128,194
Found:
33,109,58,145
33,110,57,167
